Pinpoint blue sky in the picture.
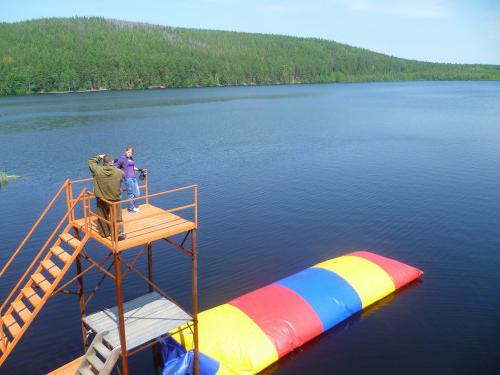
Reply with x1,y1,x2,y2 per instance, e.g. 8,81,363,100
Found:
2,0,499,64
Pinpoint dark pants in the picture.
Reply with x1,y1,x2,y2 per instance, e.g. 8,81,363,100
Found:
96,197,123,238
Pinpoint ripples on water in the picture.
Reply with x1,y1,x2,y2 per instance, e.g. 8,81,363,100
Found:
1,82,500,374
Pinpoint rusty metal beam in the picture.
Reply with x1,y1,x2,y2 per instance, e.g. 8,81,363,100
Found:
114,254,129,375
56,289,79,296
192,229,199,375
52,253,113,296
147,242,153,292
79,252,116,281
83,260,115,310
122,243,148,280
163,234,192,257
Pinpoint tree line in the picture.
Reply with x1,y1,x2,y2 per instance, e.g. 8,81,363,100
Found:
1,17,499,96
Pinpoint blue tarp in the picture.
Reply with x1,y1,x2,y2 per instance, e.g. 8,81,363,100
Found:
160,336,219,375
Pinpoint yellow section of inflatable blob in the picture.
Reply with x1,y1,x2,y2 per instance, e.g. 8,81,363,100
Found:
313,255,396,308
171,304,279,374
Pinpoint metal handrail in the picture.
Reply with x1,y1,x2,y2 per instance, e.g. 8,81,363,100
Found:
103,184,197,206
73,175,196,248
70,177,145,190
71,177,93,184
0,188,88,314
87,210,113,225
0,179,69,277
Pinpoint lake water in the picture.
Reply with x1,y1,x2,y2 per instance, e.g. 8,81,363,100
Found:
1,82,500,374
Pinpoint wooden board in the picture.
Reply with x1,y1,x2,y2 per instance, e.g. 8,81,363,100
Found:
73,204,195,252
47,356,84,375
83,292,192,350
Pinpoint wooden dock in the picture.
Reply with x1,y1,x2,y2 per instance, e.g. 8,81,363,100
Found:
83,292,192,350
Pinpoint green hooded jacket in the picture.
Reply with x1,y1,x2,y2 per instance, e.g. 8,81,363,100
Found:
88,155,124,201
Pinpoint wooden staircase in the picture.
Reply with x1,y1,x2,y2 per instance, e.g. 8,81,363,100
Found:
77,332,120,375
0,187,90,367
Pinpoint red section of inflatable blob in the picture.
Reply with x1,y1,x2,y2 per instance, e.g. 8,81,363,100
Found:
229,283,323,358
349,251,424,289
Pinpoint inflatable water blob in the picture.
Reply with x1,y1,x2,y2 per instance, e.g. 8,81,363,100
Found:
161,251,424,374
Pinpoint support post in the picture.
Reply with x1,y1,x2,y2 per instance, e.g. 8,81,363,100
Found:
147,242,153,292
112,204,118,252
191,230,199,375
70,227,88,351
65,181,72,225
194,185,198,229
68,181,75,222
76,255,88,350
147,241,157,373
114,254,129,375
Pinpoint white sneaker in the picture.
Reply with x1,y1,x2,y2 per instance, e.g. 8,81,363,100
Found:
129,207,141,213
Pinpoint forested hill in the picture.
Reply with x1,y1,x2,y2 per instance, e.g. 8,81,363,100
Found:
1,17,499,96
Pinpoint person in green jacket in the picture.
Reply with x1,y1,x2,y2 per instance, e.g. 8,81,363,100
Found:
88,154,126,240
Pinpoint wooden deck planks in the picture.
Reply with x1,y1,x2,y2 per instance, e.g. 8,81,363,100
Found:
73,204,195,251
83,292,192,350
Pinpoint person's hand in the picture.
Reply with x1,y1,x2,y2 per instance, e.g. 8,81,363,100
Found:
142,168,148,175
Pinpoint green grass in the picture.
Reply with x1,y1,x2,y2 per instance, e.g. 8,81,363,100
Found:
0,171,8,187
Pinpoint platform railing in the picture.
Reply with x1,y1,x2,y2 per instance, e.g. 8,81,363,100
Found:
98,185,197,250
69,174,149,206
0,179,70,278
72,175,197,251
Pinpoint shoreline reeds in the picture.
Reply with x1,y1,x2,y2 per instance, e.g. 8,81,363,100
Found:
0,172,20,187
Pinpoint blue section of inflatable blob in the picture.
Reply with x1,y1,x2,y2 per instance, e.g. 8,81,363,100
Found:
160,336,220,375
275,267,363,331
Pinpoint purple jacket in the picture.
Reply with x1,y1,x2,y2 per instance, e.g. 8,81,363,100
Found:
116,155,136,179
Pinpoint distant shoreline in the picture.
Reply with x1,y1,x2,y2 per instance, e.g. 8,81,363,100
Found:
14,79,497,98
40,87,110,95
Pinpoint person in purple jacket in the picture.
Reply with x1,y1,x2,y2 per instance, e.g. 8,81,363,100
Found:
116,146,147,213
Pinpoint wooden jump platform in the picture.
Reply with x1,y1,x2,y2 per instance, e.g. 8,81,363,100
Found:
73,204,196,252
83,292,192,350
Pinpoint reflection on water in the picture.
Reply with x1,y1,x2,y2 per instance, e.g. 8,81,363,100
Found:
0,90,317,134
1,82,500,374
261,279,423,375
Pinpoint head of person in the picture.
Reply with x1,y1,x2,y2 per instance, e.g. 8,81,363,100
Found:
125,146,134,158
103,154,114,166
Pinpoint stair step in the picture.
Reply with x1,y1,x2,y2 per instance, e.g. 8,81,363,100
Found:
2,314,21,337
41,259,62,278
0,333,8,352
94,342,112,358
79,365,94,375
12,300,31,323
51,246,71,263
21,287,42,307
31,273,52,293
59,232,81,249
86,353,104,371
